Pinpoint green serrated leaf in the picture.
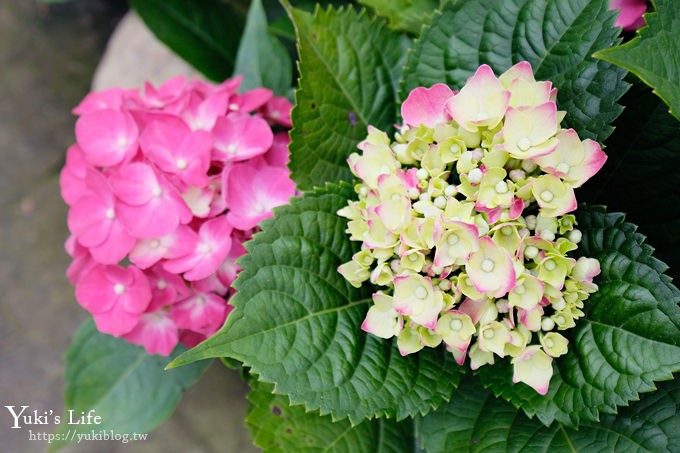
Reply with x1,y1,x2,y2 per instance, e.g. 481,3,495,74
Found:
357,0,437,34
595,0,680,122
51,320,210,450
247,379,415,452
171,183,463,423
419,376,680,453
477,206,680,428
235,0,292,96
401,0,628,143
286,4,411,191
580,85,680,280
129,0,245,82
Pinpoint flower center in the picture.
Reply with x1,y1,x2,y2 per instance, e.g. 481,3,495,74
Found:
517,138,531,151
525,246,538,259
113,283,126,295
515,284,525,294
544,338,555,348
481,259,495,273
494,181,508,194
450,319,463,331
151,186,162,197
176,158,188,170
556,162,570,174
415,286,428,299
540,190,554,202
501,226,512,236
117,137,129,148
483,328,494,339
156,279,167,290
544,260,556,271
197,243,213,254
447,234,459,245
228,103,239,111
105,208,115,220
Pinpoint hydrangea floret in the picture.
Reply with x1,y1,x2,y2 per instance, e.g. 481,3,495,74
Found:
61,75,295,356
338,62,605,395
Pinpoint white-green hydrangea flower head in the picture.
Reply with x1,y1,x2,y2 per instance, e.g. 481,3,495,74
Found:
337,62,606,395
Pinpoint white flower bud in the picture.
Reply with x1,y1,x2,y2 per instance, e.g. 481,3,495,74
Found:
468,168,483,183
568,229,582,244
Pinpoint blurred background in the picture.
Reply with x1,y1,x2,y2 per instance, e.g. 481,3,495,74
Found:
0,1,255,451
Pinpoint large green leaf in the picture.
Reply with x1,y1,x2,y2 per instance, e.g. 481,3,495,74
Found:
170,184,463,423
580,85,680,280
477,206,680,427
596,0,680,121
357,0,437,34
418,376,680,452
285,3,411,190
52,320,210,449
235,0,292,96
129,0,246,82
247,379,415,452
401,0,628,143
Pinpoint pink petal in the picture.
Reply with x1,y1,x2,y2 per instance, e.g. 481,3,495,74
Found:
212,115,273,163
67,194,114,247
263,132,291,167
60,146,92,205
228,88,272,113
88,219,135,265
182,90,230,130
75,109,139,167
123,310,179,356
261,96,293,127
610,0,647,30
140,118,212,187
226,163,295,230
146,268,188,312
72,87,126,115
172,292,228,336
163,217,233,281
75,264,119,313
401,83,454,128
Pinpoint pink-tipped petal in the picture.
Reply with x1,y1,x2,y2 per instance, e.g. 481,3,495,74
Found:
401,83,454,128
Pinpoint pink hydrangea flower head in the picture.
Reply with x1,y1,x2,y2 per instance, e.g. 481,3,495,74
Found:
338,62,604,394
61,75,294,355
